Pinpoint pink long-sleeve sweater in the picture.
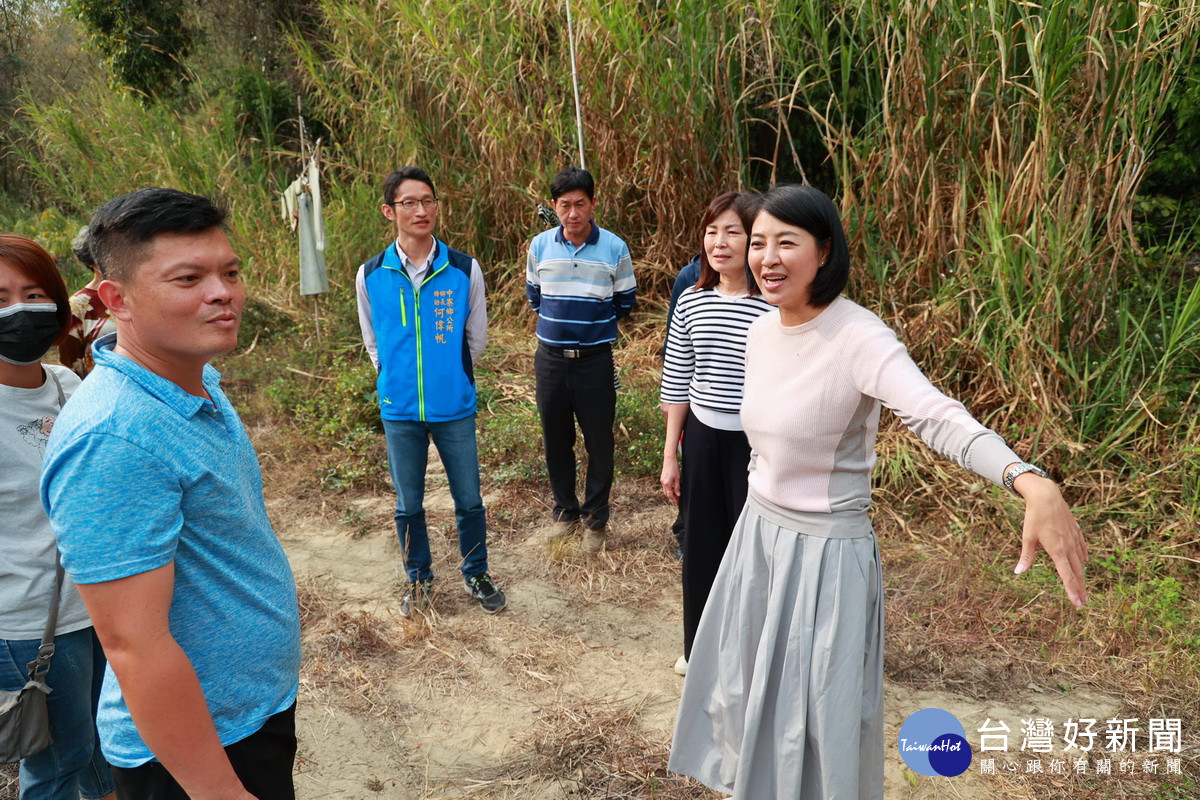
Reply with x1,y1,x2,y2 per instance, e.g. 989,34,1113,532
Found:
741,296,1022,514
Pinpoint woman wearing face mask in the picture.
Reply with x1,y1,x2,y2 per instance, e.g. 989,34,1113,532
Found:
0,234,116,800
669,186,1087,798
659,191,773,677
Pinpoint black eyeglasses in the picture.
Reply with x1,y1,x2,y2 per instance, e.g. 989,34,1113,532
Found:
390,198,439,211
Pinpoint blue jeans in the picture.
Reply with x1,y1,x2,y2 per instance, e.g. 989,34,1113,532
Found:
0,627,115,800
382,414,488,582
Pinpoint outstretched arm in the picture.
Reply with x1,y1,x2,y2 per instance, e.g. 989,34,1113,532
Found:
841,314,1088,607
1009,469,1088,607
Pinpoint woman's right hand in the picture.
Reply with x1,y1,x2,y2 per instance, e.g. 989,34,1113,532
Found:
660,455,681,504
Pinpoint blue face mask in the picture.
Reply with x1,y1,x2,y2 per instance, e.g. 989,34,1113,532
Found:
0,303,61,365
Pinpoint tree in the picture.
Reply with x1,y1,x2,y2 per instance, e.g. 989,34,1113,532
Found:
68,0,193,100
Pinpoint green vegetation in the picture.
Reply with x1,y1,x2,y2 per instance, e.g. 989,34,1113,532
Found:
67,0,194,99
10,1,1197,456
2,2,1200,793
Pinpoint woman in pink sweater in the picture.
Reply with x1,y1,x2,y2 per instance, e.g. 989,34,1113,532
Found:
668,185,1088,798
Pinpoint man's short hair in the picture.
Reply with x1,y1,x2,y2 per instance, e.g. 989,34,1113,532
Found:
88,188,227,283
550,168,594,201
382,166,436,206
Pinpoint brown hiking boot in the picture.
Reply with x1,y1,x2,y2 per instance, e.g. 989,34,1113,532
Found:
583,526,607,554
544,518,579,543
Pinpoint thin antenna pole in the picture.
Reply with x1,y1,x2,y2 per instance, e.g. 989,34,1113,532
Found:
296,95,307,165
565,0,586,170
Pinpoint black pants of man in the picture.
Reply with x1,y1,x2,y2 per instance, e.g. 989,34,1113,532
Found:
681,410,752,659
111,704,296,800
534,342,616,532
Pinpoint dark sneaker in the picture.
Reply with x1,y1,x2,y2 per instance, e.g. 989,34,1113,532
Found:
464,572,507,614
399,579,433,618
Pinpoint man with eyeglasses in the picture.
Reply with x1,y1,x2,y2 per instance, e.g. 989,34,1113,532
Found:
355,166,505,616
526,168,637,552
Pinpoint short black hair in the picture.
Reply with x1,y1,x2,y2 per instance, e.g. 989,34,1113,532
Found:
71,225,96,269
383,166,436,205
88,188,227,282
754,184,849,308
550,167,594,201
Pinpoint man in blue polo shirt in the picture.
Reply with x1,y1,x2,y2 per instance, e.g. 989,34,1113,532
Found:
526,168,637,552
356,166,505,616
41,188,301,800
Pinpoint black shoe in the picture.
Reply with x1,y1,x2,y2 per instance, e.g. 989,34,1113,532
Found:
464,572,507,614
399,579,433,618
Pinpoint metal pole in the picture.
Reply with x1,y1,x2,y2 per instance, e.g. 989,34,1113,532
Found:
313,295,322,349
565,0,586,170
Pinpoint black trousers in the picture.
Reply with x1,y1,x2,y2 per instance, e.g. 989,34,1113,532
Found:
112,704,297,800
534,342,616,531
680,410,752,659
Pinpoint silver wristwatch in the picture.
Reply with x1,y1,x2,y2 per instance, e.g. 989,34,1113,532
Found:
1003,462,1049,495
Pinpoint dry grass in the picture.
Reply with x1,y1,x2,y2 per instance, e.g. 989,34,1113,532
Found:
482,473,681,613
296,576,404,719
296,570,514,717
216,307,1199,798
490,697,720,800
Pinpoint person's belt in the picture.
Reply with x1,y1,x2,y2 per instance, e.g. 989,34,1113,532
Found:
541,341,612,359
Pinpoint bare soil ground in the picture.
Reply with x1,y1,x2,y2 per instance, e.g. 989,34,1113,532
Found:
2,428,1183,800
271,447,1146,800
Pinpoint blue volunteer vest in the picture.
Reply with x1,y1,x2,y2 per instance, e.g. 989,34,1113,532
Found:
362,239,476,422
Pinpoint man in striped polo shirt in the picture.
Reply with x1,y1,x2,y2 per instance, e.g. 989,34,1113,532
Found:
526,168,637,552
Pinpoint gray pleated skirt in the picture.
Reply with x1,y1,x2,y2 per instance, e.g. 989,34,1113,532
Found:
669,490,885,799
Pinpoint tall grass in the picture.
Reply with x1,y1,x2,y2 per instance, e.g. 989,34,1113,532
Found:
289,0,737,291
17,77,305,303
746,0,1200,462
13,0,1200,493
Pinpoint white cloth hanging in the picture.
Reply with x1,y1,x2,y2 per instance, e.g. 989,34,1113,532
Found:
306,155,324,251
281,176,303,232
298,192,327,296
280,146,328,295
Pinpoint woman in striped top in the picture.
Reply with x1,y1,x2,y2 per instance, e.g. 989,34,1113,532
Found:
660,191,773,676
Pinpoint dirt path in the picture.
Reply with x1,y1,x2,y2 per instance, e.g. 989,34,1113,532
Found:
269,457,1126,800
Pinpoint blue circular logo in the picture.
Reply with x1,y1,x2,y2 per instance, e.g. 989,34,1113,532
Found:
897,708,973,777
